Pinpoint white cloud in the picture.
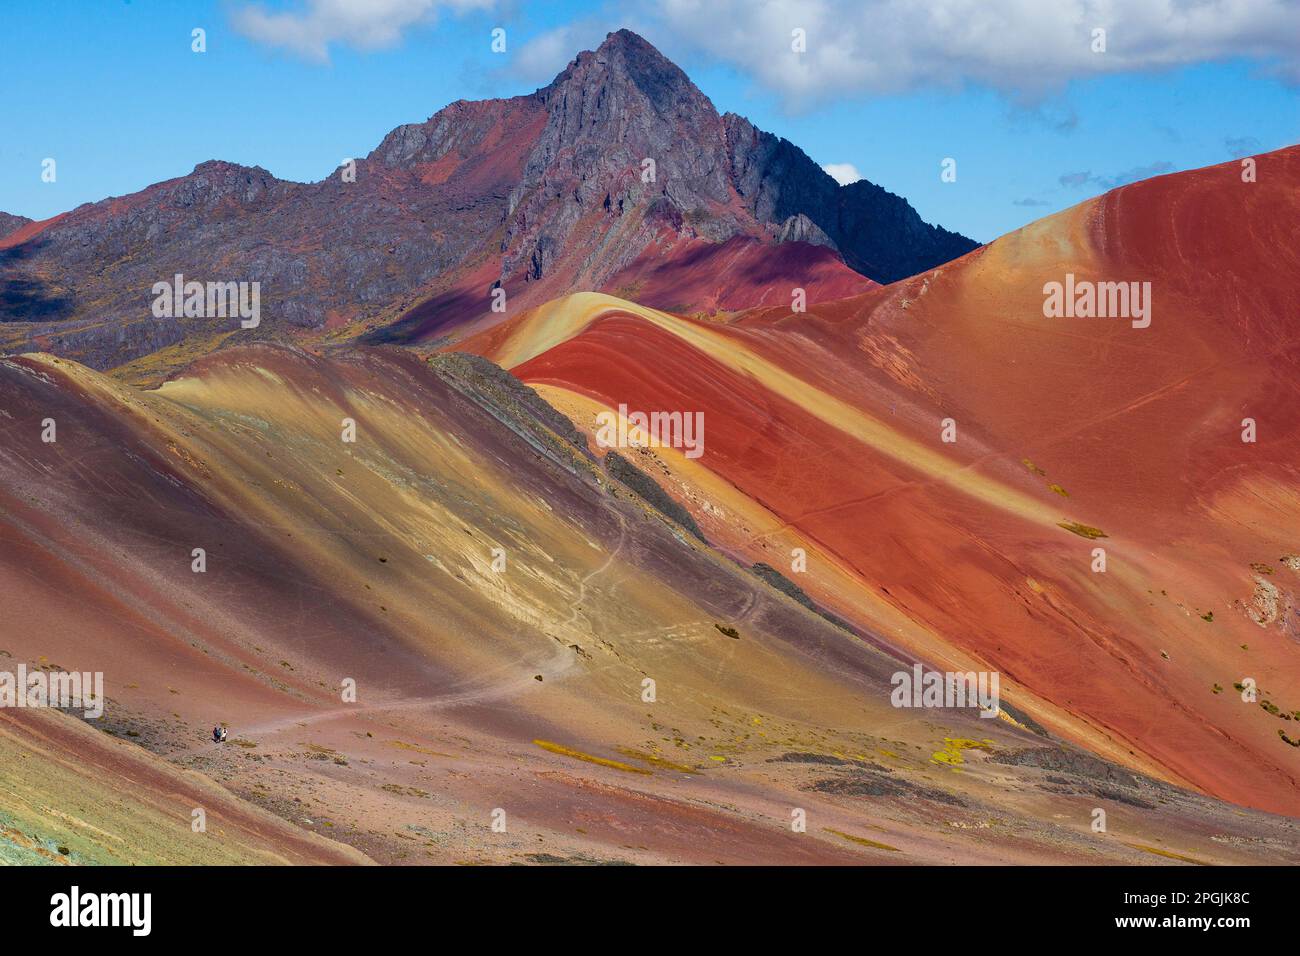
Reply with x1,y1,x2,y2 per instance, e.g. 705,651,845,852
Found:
232,0,494,62
821,162,862,185
231,0,1300,112
652,0,1300,108
510,22,618,84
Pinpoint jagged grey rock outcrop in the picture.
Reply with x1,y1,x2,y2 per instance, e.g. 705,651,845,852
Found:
0,212,31,240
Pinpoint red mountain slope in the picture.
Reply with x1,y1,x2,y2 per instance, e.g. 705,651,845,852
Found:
461,146,1300,816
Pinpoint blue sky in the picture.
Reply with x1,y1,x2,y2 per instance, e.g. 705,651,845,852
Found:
1,0,1297,242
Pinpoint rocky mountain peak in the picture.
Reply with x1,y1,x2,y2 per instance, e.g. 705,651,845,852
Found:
544,30,707,119
0,28,978,371
530,29,726,177
502,31,743,284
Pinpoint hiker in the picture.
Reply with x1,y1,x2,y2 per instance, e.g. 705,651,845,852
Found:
212,725,226,743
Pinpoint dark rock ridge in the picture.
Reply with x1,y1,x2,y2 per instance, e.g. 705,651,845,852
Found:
994,746,1180,808
0,29,977,370
429,351,589,454
724,113,978,283
603,450,707,542
751,562,853,632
